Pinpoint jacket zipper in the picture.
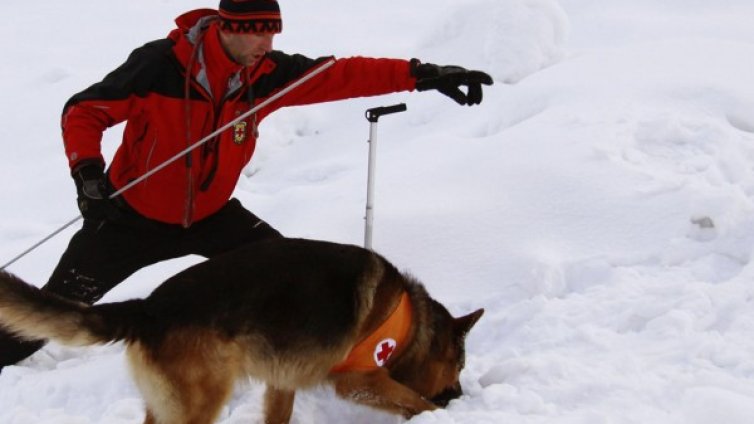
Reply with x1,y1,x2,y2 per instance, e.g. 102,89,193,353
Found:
198,62,261,191
198,101,224,192
182,78,216,227
181,27,212,228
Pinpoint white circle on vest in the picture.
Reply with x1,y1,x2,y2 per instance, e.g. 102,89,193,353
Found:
373,338,398,367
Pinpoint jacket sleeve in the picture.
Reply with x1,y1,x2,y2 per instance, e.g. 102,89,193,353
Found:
61,40,170,172
254,52,417,112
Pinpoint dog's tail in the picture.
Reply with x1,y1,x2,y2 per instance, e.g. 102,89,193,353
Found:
0,271,141,346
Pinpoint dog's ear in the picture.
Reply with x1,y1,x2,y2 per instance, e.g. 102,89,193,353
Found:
454,308,484,339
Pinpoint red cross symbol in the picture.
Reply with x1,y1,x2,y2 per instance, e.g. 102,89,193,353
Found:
373,338,397,367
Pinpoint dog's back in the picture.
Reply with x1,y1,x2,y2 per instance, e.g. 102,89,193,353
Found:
0,239,380,348
139,238,380,352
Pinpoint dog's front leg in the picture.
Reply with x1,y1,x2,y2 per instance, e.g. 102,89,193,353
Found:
263,386,296,424
330,369,437,418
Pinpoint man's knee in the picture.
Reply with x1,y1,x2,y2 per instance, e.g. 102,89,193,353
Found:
43,268,114,304
252,218,284,240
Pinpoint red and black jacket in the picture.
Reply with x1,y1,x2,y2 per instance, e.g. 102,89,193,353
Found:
62,9,416,226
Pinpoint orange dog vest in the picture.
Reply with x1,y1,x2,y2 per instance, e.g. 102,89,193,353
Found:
331,292,412,372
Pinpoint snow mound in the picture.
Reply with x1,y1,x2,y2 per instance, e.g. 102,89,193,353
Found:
417,0,569,83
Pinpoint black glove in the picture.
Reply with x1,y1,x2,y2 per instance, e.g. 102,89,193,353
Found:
411,59,494,106
72,163,120,221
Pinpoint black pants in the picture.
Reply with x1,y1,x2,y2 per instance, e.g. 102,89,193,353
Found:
0,198,282,366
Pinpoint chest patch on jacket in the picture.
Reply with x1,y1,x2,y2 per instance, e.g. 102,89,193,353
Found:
233,121,248,144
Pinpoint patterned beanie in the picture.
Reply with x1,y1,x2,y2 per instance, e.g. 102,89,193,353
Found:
218,0,282,33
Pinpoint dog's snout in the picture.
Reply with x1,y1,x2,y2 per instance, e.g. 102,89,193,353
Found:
430,382,463,407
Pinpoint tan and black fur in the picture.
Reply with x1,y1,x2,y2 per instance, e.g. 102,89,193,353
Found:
0,238,483,424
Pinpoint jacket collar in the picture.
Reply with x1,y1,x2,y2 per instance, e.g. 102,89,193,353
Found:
202,23,243,101
170,10,270,100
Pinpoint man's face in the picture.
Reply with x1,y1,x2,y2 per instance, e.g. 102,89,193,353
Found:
218,31,275,67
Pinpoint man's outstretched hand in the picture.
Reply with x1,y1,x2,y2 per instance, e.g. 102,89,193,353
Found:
411,59,494,106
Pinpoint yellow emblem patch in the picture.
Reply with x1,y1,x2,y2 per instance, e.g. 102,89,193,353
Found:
233,121,248,145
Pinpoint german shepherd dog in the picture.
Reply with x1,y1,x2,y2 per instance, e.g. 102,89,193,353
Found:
0,238,483,424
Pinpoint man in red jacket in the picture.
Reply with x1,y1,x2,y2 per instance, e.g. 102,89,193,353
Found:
0,0,492,367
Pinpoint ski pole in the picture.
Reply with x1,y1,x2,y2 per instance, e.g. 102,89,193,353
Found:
363,103,407,250
0,58,337,271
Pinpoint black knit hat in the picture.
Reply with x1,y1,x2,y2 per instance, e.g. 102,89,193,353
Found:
218,0,282,33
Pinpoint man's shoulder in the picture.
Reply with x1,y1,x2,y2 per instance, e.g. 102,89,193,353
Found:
266,50,307,66
118,38,178,77
133,38,176,59
265,51,336,75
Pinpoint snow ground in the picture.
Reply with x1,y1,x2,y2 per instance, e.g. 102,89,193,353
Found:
2,0,754,423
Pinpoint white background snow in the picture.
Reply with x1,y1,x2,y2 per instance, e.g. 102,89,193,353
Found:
2,0,754,422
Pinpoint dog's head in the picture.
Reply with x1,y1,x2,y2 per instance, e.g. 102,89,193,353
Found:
392,301,484,407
